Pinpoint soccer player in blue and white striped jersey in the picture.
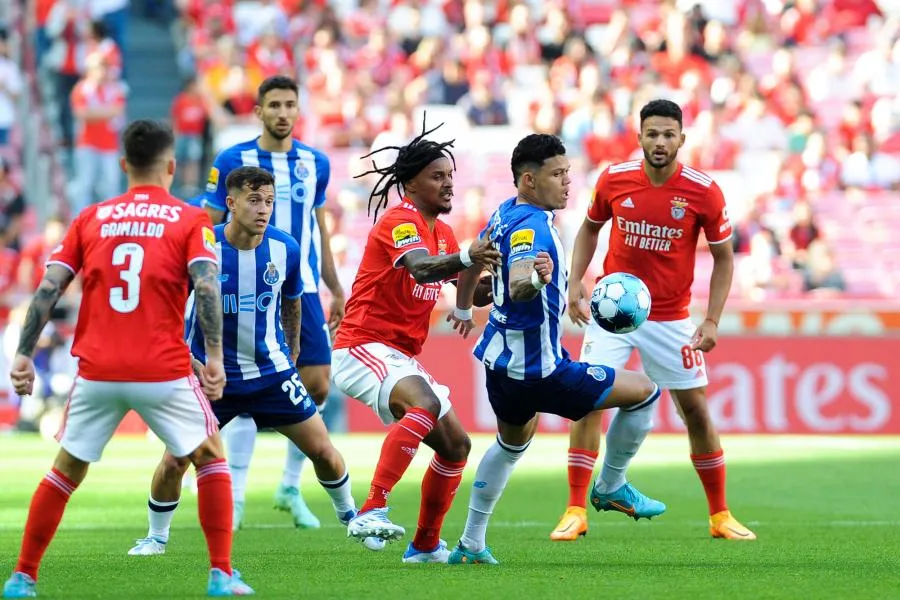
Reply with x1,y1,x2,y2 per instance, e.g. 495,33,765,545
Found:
129,167,379,557
446,135,664,565
201,76,344,528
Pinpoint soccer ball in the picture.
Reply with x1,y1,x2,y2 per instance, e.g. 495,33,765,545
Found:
590,272,651,334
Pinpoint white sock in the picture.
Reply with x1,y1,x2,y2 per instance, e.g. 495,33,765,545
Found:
317,471,355,515
460,435,530,553
281,440,306,489
224,416,257,503
596,385,659,494
147,496,178,543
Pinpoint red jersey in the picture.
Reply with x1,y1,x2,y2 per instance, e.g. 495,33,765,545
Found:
47,186,218,382
334,201,459,357
587,160,732,321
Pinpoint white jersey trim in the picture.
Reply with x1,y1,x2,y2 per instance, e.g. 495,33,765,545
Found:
707,234,733,245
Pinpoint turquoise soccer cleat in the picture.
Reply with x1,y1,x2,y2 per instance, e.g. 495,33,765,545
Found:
207,568,255,596
589,482,666,520
273,485,320,529
447,543,500,565
3,572,36,598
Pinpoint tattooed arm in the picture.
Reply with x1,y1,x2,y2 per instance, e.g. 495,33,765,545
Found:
189,260,223,360
16,265,75,357
10,265,76,396
281,295,302,364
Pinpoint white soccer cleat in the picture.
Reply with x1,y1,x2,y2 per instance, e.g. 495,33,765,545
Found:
346,507,405,542
127,537,167,556
401,539,450,563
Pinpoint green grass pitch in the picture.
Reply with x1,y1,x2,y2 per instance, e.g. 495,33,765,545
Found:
2,433,899,599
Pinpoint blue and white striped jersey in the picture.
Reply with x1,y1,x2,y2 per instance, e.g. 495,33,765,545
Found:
473,198,569,381
187,224,303,395
203,138,330,294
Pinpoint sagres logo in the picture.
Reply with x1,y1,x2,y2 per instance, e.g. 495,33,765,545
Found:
392,223,421,248
510,228,535,255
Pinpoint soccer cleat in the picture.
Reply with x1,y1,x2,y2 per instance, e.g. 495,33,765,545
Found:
401,539,450,563
550,506,589,541
207,568,255,596
709,511,757,540
3,573,36,598
447,542,500,565
339,510,387,551
590,482,666,520
127,536,167,556
232,501,245,532
346,507,405,542
273,484,320,529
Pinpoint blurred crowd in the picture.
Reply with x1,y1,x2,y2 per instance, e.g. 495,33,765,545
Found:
0,0,899,413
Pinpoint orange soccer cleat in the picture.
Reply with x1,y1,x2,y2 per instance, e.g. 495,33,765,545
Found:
709,510,757,540
550,506,589,541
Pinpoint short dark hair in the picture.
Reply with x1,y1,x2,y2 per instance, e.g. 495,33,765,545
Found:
225,166,275,195
354,113,456,223
510,134,566,186
257,76,299,105
123,120,174,172
639,99,683,128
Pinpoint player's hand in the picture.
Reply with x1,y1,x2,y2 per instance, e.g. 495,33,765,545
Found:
567,281,591,327
533,251,553,284
446,309,477,339
467,225,501,272
691,319,718,352
328,293,345,338
201,358,226,401
10,354,35,396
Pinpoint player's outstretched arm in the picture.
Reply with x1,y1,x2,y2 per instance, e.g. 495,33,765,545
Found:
189,260,225,399
401,230,500,284
691,238,734,352
281,295,302,364
508,251,554,303
568,218,603,326
447,266,482,338
10,265,76,396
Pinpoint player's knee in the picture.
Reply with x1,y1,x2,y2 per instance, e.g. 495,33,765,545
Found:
188,436,225,468
162,453,191,477
634,374,657,402
676,392,711,426
388,377,441,420
305,377,329,405
438,430,471,462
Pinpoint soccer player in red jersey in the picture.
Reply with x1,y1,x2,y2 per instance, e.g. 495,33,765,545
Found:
551,99,756,541
333,120,500,562
2,120,254,598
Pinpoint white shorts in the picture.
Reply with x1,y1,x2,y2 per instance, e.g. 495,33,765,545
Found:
331,343,452,426
57,375,218,462
580,318,708,390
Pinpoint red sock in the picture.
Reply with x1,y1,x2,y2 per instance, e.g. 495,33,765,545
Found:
15,469,78,580
360,408,436,513
567,448,598,509
691,449,728,515
196,459,233,575
412,456,466,551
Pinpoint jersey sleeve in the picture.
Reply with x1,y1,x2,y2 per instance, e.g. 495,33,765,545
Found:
46,215,84,274
506,217,549,268
185,210,219,268
377,212,431,268
313,151,331,209
283,236,303,299
586,169,613,223
202,150,231,213
702,181,733,244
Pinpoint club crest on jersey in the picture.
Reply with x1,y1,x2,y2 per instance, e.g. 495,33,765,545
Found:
671,197,688,220
438,240,448,255
510,229,535,255
294,160,309,180
586,366,607,382
206,167,220,193
264,262,280,286
392,223,421,248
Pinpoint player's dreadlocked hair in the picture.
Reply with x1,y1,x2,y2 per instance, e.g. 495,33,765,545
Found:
354,114,456,223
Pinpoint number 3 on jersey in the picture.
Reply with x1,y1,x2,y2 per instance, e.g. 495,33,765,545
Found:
109,242,145,313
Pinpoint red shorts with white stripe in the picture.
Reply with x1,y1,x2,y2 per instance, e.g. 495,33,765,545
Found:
57,375,217,462
331,343,452,426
